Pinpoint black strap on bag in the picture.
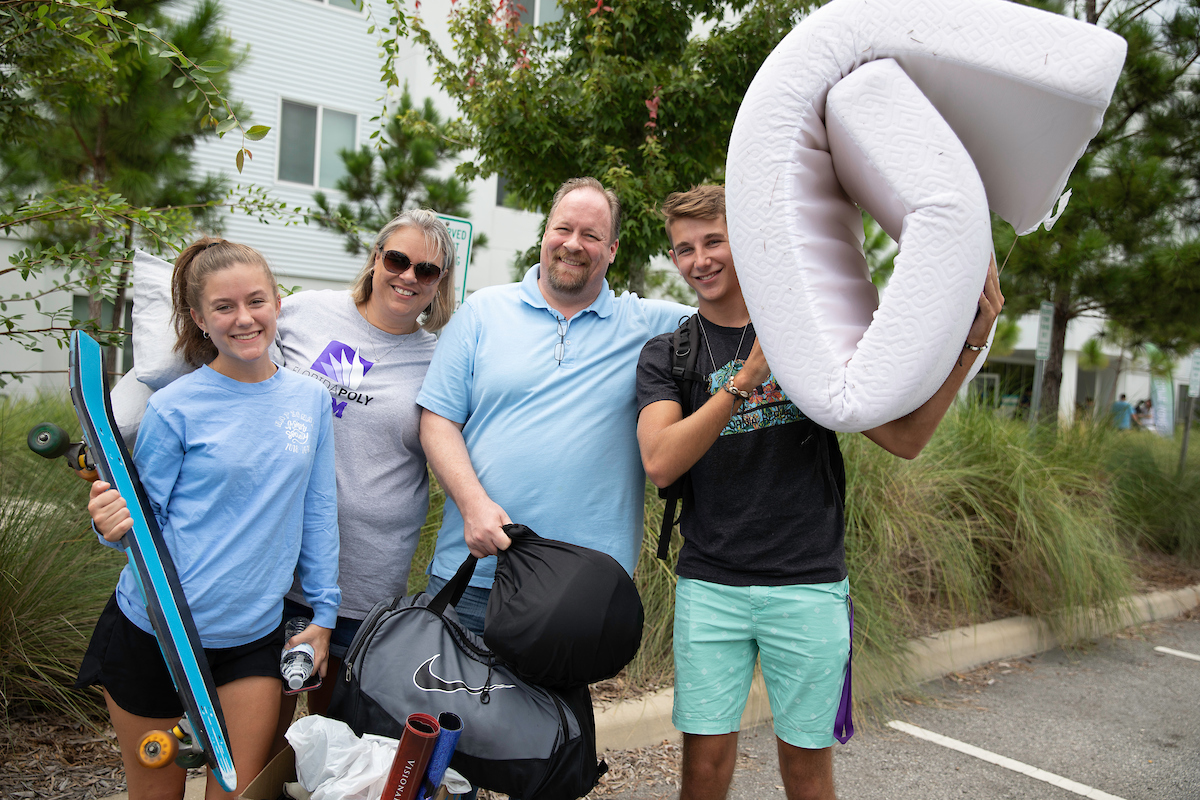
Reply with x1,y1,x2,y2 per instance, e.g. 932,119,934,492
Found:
428,553,478,615
656,314,704,559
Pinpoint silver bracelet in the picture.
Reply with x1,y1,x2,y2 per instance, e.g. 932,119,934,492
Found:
963,340,988,352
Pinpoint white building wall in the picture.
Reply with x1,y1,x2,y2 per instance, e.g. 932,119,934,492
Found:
0,237,71,401
1000,310,1190,423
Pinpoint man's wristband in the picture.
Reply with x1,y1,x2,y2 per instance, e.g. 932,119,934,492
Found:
721,376,751,401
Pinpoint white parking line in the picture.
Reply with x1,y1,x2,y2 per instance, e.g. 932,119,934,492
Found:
887,721,1127,800
1154,645,1200,662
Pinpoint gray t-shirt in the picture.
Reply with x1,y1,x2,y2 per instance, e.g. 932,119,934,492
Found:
275,290,435,618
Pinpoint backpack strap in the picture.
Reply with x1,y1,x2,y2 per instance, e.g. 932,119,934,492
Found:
428,554,478,616
656,314,703,559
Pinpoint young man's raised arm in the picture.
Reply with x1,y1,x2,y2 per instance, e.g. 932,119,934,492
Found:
638,339,771,488
864,254,1005,459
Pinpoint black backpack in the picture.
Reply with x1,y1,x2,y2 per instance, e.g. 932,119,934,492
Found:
654,314,846,560
485,524,644,690
655,314,704,559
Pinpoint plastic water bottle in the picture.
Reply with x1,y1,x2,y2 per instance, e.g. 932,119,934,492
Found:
280,617,315,691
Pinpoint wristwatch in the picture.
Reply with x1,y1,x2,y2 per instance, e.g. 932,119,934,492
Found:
722,376,751,401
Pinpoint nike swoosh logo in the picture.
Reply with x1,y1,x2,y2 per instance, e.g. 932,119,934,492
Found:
412,655,516,695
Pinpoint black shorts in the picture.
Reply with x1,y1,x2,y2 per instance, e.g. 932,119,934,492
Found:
77,594,285,719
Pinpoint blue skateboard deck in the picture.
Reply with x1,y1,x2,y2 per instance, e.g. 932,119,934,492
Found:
69,331,237,791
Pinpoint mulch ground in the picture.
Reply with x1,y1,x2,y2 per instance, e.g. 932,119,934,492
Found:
0,709,124,800
5,553,1197,800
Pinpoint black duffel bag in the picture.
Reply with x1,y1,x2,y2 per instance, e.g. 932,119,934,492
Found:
485,524,644,689
327,555,606,800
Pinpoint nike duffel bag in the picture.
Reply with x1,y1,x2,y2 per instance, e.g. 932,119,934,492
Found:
326,555,606,800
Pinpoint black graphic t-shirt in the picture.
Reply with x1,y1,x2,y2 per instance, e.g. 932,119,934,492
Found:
636,318,847,586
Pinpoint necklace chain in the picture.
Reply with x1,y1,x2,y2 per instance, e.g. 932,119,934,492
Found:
358,304,408,365
697,315,751,388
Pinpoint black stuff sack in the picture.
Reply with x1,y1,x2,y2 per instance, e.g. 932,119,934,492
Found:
485,523,644,690
327,555,606,800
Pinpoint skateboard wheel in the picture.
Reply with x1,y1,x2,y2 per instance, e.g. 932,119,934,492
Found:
176,750,208,769
27,423,70,459
137,730,179,769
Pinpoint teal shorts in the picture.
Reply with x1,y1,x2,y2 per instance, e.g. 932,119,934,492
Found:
672,577,850,749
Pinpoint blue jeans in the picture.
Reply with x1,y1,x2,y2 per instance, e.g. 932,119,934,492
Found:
423,574,490,638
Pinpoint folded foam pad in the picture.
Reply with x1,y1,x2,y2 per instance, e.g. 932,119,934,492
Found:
726,0,1126,431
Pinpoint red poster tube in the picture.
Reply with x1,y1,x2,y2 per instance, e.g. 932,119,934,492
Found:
380,713,440,800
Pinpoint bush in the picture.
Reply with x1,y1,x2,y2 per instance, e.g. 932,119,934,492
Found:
1109,429,1200,562
0,396,124,725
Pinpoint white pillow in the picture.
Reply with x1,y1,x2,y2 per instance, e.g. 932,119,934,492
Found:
726,0,1126,431
110,367,154,445
132,249,195,390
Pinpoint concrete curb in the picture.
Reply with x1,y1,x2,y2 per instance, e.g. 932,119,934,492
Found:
593,583,1200,752
103,585,1200,797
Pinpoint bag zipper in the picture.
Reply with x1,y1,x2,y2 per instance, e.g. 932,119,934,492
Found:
342,595,406,682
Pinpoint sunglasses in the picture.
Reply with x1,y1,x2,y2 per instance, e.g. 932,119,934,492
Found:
378,249,443,285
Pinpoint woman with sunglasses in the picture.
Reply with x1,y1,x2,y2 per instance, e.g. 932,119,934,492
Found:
270,209,456,725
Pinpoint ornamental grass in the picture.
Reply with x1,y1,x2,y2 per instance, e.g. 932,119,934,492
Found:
0,396,124,728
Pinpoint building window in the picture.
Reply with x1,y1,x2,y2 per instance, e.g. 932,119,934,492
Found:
277,100,358,189
305,0,361,10
517,0,562,26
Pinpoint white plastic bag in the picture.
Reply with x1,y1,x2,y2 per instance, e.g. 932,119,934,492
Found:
286,715,399,800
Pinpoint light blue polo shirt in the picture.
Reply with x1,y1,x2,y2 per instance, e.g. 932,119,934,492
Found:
417,265,692,588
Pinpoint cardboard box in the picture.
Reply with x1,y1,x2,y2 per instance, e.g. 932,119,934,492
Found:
239,745,297,800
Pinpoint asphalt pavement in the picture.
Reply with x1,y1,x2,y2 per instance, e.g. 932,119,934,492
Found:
601,612,1200,800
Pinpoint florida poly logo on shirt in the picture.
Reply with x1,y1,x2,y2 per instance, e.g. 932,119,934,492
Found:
311,341,373,390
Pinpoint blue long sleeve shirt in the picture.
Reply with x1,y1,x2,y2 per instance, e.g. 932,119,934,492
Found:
109,365,340,648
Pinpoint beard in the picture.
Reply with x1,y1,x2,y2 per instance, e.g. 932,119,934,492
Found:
545,248,594,295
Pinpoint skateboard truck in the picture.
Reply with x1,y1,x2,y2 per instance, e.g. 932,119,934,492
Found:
137,716,208,771
27,422,98,481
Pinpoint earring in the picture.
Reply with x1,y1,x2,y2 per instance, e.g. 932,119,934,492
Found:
202,331,209,339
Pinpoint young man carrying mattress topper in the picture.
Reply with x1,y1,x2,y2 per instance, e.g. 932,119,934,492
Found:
635,184,1003,800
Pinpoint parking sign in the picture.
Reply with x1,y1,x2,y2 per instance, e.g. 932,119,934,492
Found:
437,213,473,306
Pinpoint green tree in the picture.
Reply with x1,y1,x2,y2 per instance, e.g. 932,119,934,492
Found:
309,85,477,255
997,0,1200,428
6,0,240,372
411,0,815,295
1,0,278,382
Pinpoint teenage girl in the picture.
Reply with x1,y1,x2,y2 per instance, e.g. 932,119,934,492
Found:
82,239,340,800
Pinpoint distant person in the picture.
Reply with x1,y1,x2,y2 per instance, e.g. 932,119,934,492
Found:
635,185,1003,800
1135,398,1153,429
1111,393,1133,430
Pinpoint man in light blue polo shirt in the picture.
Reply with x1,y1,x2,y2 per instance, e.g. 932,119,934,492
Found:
417,177,692,634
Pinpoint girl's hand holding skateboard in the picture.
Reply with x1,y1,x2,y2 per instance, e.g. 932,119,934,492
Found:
88,481,134,542
287,623,333,678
